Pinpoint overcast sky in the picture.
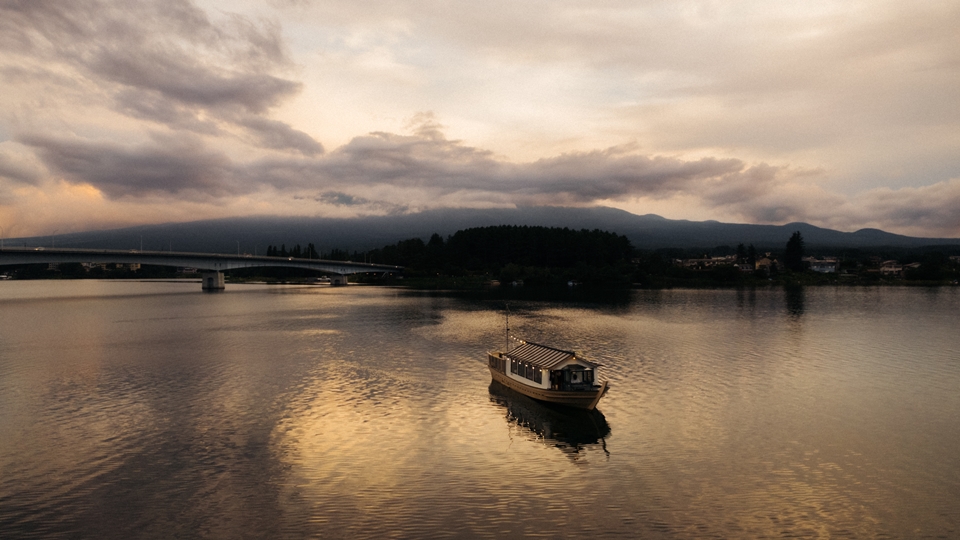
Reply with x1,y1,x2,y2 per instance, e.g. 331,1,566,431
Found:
2,0,959,238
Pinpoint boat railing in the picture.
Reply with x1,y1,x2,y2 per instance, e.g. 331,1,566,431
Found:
559,382,601,392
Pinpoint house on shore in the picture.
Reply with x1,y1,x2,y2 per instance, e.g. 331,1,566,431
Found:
880,260,903,277
755,254,778,274
803,257,840,273
678,255,738,270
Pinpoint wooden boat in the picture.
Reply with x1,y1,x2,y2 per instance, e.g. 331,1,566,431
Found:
488,338,609,410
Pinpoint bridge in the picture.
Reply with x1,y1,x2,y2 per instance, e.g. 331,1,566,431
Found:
0,247,403,290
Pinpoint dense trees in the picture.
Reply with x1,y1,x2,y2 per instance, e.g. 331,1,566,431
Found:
905,251,951,281
251,228,958,287
784,231,805,272
365,225,635,286
265,243,320,258
257,226,637,286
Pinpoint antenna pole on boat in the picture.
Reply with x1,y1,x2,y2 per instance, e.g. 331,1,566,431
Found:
505,303,510,353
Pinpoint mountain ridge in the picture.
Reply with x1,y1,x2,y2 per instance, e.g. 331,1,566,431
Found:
8,206,959,254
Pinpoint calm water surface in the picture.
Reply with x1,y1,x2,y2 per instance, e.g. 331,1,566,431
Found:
1,281,958,538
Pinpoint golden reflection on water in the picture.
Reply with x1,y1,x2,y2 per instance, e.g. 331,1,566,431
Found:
1,283,959,538
268,301,619,537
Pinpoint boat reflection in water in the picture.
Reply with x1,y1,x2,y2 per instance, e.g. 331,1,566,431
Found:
488,380,611,460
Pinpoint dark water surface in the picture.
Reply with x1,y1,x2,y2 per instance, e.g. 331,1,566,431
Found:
1,281,958,538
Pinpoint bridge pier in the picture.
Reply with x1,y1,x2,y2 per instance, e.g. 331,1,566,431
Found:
202,271,225,291
330,274,348,286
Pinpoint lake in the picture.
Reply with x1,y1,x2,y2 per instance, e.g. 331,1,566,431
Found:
1,281,958,538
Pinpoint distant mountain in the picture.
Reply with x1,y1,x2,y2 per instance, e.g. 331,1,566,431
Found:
10,206,960,254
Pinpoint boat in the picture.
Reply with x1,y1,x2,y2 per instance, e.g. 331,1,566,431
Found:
488,338,609,410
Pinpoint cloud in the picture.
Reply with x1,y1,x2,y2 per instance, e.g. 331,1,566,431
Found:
19,133,235,199
9,105,960,237
6,115,960,237
0,145,45,185
91,50,300,114
0,0,322,155
315,191,368,206
16,115,756,205
515,150,746,202
270,121,960,237
113,88,222,135
669,166,960,238
310,191,409,214
237,116,324,156
270,1,960,189
3,1,958,238
252,122,749,205
854,179,960,237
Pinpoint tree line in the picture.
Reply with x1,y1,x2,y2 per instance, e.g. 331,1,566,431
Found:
363,225,636,286
258,227,958,287
7,227,957,285
265,243,320,259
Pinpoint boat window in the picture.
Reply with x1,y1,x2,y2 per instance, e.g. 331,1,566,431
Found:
516,364,541,384
507,359,545,384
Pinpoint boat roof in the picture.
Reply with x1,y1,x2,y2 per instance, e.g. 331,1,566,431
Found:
504,341,599,370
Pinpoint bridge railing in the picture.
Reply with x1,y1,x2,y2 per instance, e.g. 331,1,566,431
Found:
0,247,403,275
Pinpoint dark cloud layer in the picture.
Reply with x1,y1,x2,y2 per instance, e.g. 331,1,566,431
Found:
317,191,368,206
248,129,754,205
0,0,322,155
20,134,234,199
92,50,301,114
17,123,759,206
311,191,409,214
11,113,960,237
238,116,324,156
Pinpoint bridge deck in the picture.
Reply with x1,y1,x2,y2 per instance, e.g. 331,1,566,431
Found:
0,247,402,275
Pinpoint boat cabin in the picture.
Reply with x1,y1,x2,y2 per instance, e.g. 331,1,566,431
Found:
491,341,600,391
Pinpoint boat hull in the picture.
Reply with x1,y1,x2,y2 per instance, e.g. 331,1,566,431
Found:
488,364,608,410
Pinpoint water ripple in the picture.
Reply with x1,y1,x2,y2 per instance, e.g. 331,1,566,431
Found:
1,284,959,538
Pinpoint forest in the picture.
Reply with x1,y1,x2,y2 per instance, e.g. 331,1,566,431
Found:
362,225,636,287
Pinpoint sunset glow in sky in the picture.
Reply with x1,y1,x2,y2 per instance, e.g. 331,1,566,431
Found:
1,0,959,238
